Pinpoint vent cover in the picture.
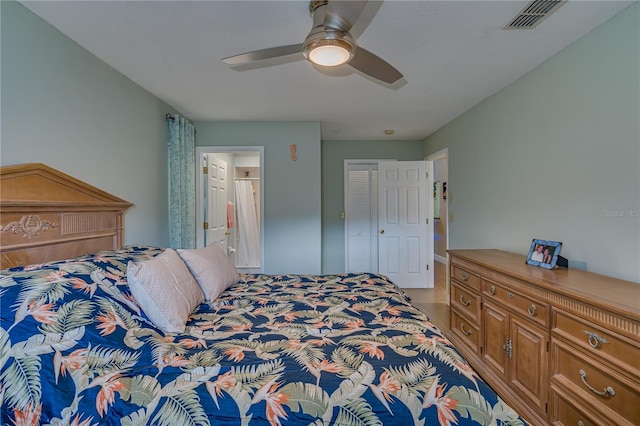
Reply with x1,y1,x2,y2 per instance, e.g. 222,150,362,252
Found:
504,0,565,29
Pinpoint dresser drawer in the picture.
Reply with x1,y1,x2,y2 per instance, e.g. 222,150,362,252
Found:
551,340,640,425
553,310,640,378
482,278,548,327
550,384,608,426
451,265,480,291
451,281,480,323
450,309,480,354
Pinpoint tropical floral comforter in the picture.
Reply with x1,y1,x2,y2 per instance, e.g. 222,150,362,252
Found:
1,246,526,425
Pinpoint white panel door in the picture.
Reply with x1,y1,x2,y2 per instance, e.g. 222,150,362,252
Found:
378,161,433,288
206,154,228,251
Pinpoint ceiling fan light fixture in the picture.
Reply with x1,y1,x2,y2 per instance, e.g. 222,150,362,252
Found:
304,38,354,67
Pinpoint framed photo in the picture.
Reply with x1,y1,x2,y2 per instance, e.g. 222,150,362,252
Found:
526,239,563,269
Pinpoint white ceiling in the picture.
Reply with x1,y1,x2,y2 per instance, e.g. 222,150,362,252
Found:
21,0,634,140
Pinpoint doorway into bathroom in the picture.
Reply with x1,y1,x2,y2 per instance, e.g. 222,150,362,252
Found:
195,146,264,273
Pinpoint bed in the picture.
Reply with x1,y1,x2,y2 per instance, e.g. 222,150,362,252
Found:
0,164,526,425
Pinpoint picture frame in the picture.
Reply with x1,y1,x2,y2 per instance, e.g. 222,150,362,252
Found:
526,239,563,269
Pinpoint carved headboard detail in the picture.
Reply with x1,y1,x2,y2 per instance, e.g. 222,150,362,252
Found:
1,163,133,269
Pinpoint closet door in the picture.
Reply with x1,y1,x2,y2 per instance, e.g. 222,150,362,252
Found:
345,163,378,273
345,160,433,288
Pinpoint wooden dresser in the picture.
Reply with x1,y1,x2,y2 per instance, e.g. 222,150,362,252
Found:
447,249,639,425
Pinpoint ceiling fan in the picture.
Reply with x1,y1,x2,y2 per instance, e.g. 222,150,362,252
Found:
222,0,403,84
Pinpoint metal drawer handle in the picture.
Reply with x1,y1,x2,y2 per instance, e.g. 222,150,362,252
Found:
579,369,615,397
461,273,469,281
460,323,472,336
488,285,495,295
578,422,585,426
583,331,608,349
528,304,537,317
503,337,512,359
459,295,471,306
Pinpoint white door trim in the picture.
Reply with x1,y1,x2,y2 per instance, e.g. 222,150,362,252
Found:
426,147,449,302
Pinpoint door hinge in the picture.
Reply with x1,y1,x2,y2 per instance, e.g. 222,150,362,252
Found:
203,222,208,230
426,264,429,271
426,218,429,224
203,166,208,174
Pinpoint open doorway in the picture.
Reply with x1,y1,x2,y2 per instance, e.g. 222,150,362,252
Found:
428,149,449,265
426,148,449,301
196,147,264,273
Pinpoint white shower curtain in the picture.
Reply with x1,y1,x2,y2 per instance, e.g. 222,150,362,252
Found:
235,181,260,267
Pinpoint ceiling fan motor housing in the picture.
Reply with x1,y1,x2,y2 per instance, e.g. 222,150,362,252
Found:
309,0,329,14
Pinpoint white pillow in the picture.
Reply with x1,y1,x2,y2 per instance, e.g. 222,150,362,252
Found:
127,248,204,333
177,244,240,301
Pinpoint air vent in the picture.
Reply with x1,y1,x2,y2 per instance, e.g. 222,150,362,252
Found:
504,0,565,29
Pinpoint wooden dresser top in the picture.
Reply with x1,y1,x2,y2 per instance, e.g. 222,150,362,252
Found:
449,249,640,319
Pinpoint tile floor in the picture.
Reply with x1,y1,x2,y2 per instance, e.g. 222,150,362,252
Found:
402,261,450,333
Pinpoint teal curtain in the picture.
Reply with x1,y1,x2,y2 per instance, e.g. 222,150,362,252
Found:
168,115,196,249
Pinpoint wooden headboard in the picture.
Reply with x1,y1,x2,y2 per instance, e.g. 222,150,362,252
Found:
0,163,132,269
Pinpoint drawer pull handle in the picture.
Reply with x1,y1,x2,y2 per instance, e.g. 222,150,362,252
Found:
583,331,609,349
460,323,472,336
508,292,514,298
459,295,471,306
503,337,512,359
488,285,495,295
461,273,469,281
527,304,537,317
578,422,585,426
579,369,615,397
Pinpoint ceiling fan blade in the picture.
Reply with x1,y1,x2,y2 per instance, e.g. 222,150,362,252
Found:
324,0,368,32
349,46,403,84
222,44,303,66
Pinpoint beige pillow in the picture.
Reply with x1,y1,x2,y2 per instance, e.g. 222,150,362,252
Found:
177,244,240,301
127,248,204,333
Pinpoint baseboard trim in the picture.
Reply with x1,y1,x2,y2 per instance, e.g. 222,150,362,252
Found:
435,254,447,264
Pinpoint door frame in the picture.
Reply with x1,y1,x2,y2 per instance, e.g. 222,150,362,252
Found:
426,147,449,302
196,146,265,273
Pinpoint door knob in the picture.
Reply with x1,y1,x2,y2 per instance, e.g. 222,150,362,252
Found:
380,229,385,234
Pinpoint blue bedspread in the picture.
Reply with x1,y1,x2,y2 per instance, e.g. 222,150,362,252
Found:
1,246,526,425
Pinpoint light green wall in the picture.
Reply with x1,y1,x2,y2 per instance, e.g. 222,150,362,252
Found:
1,1,173,247
322,139,424,273
423,3,640,282
193,121,322,274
